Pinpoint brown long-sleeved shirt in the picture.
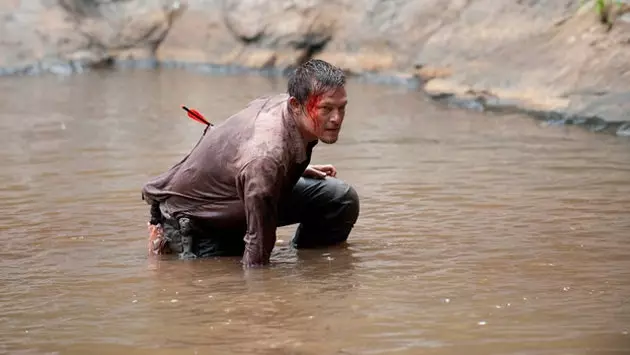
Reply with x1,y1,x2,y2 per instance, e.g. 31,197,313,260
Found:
141,93,316,265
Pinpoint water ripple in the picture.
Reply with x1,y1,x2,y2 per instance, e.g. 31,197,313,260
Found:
0,70,629,355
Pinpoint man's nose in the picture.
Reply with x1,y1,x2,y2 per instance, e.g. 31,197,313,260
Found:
330,110,342,124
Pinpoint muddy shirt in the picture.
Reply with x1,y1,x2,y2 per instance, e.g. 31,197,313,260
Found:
141,93,317,265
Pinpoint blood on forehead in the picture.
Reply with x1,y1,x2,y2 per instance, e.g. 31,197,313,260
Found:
306,94,322,119
304,94,322,131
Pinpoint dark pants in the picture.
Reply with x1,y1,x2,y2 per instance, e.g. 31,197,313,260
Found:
160,177,360,258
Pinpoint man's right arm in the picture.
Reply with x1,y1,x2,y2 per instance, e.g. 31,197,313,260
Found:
235,156,285,267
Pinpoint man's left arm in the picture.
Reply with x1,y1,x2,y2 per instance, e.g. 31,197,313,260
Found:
236,156,285,267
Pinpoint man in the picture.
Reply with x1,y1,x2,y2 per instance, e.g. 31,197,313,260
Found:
141,59,360,267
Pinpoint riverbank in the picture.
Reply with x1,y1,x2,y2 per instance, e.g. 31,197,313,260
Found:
1,0,629,136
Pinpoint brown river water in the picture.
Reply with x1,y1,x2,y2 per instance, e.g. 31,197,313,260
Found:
0,69,629,355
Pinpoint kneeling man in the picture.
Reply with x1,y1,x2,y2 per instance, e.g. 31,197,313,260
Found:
141,59,360,267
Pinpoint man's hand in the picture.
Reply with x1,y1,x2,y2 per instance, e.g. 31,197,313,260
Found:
303,164,337,179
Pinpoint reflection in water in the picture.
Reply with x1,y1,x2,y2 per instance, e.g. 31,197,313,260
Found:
0,69,629,355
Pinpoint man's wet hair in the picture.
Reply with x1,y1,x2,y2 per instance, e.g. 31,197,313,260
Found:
288,59,346,105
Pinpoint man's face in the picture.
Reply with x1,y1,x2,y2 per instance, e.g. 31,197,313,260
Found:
302,87,348,144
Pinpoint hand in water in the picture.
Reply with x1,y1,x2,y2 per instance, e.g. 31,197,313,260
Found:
147,222,167,255
303,164,337,179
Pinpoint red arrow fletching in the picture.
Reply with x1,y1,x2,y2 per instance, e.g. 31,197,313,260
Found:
181,105,211,126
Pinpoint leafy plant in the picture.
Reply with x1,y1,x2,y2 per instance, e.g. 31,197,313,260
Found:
581,0,625,25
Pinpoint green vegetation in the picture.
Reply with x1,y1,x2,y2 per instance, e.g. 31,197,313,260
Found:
581,0,626,27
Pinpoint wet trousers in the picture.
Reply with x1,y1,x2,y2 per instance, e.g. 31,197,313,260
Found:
157,177,360,258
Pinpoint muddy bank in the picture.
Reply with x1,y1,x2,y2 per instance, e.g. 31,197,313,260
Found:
1,0,629,135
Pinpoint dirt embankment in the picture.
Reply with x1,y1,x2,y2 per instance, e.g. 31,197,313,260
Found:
1,0,629,135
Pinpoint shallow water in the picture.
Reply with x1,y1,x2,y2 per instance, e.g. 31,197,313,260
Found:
1,69,629,355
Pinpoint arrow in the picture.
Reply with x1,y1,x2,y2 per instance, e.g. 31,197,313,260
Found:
181,105,212,126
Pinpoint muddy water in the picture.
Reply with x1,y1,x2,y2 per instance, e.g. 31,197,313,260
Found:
0,69,629,355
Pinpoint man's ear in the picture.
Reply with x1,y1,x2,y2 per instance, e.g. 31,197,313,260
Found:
288,97,301,113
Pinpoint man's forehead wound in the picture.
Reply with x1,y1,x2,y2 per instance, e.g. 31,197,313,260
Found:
306,94,322,117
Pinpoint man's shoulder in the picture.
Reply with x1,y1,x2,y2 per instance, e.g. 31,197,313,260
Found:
237,151,286,179
222,93,288,128
241,135,285,162
239,123,290,171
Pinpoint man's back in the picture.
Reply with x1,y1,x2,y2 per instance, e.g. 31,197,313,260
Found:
141,93,312,226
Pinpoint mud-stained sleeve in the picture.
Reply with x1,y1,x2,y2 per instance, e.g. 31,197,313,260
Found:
236,156,286,266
